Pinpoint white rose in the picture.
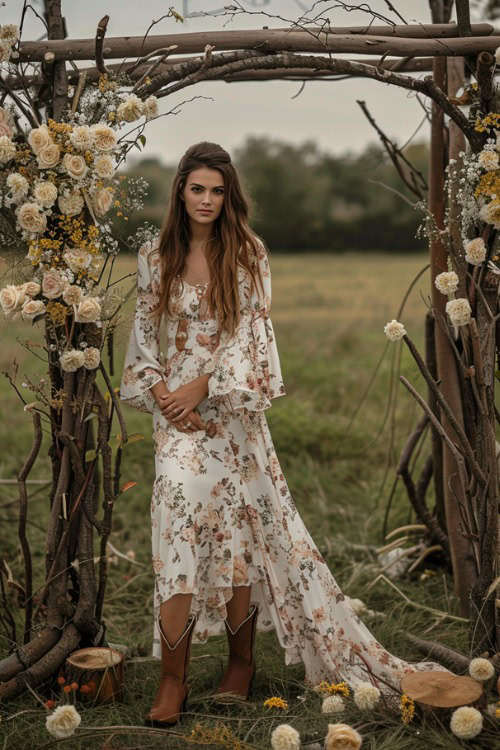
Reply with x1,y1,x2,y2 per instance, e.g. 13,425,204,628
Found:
69,124,93,151
6,173,29,199
63,248,92,273
17,202,47,234
62,152,88,180
60,348,85,372
0,135,16,163
93,188,113,215
90,123,117,152
73,296,101,323
34,181,58,208
324,724,362,750
23,281,41,297
42,269,69,300
143,95,159,119
83,346,100,369
62,284,84,305
58,192,84,217
93,154,114,179
0,284,26,315
21,299,45,321
37,143,61,169
116,94,144,123
27,125,52,154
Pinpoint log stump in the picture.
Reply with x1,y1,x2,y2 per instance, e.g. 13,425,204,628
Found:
400,671,483,715
62,647,125,705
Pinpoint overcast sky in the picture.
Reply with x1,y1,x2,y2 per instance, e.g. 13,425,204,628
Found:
2,1,491,165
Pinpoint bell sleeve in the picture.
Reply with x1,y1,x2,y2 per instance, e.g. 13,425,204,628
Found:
119,244,166,415
206,243,286,412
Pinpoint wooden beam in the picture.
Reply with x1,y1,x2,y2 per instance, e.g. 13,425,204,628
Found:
16,27,499,63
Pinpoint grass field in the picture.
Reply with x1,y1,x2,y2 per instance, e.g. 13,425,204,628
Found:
0,251,497,749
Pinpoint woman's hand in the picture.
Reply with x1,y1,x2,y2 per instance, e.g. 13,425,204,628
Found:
168,408,207,433
157,378,208,423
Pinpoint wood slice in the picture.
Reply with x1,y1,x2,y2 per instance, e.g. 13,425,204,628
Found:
400,671,483,708
63,647,124,705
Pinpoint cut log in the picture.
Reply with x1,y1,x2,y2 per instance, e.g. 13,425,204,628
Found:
62,647,124,705
400,671,483,708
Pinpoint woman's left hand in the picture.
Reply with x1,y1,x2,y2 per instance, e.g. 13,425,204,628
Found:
157,379,207,423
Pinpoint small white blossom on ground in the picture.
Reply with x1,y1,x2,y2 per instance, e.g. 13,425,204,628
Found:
435,270,459,295
469,657,494,682
464,237,486,265
45,705,81,739
450,706,483,740
384,319,406,341
353,682,380,710
446,298,472,326
321,695,345,714
270,723,301,750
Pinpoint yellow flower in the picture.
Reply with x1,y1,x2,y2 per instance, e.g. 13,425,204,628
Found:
263,696,288,710
400,694,415,725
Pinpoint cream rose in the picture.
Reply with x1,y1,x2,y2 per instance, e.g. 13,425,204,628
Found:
143,95,159,119
93,154,114,179
0,284,26,315
28,125,52,154
73,296,101,323
42,269,69,300
93,188,113,215
34,181,58,208
17,202,47,234
325,724,362,750
58,191,84,217
22,281,41,297
62,284,84,305
90,123,117,152
83,346,100,369
0,135,16,163
37,143,60,169
63,248,92,273
21,299,45,321
62,152,88,180
59,349,85,373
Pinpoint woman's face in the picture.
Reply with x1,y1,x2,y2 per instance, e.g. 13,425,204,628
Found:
180,167,225,226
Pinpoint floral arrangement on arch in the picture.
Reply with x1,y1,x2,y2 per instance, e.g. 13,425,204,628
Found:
0,23,160,377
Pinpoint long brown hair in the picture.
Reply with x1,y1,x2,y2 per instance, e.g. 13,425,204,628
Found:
152,141,266,337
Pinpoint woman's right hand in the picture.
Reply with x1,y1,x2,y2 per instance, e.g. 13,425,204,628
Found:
167,408,208,433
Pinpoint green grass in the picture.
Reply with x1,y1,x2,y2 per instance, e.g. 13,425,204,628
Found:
0,251,498,749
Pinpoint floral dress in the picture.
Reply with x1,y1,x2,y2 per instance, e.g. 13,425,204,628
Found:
119,239,450,697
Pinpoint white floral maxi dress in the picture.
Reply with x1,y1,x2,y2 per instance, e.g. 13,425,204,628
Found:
119,240,450,697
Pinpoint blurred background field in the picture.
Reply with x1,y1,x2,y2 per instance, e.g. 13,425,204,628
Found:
3,249,494,749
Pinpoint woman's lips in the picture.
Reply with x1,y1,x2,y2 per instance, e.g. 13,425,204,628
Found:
198,209,213,213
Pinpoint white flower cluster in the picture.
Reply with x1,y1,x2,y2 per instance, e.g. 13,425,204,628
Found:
450,705,483,740
446,297,472,326
45,704,81,739
60,346,100,372
384,319,406,341
353,681,380,710
468,657,494,682
270,724,300,750
116,93,159,122
0,24,19,64
322,694,345,714
435,270,459,295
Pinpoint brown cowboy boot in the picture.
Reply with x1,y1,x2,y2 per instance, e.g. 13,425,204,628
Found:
144,611,197,726
214,602,259,703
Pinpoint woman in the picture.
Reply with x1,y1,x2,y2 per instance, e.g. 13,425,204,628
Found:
119,141,449,727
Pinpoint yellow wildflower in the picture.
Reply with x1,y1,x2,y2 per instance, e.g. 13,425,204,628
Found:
263,696,288,710
400,693,415,725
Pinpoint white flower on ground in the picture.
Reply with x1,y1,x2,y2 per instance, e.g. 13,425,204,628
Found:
93,188,113,215
117,94,144,122
42,270,69,300
73,296,101,323
62,285,84,305
450,706,483,740
69,124,93,151
27,125,52,154
469,657,494,682
83,346,100,369
58,191,84,217
0,284,26,315
93,154,114,179
90,123,118,151
321,695,345,714
62,153,88,180
325,723,362,750
6,173,29,199
270,724,300,750
45,704,81,739
353,682,380,710
478,150,499,171
446,298,472,326
347,597,367,615
479,199,500,229
17,202,47,234
464,237,486,265
21,299,45,321
37,143,61,169
60,349,85,372
34,181,58,208
384,319,406,341
143,95,159,119
0,134,16,163
435,271,459,295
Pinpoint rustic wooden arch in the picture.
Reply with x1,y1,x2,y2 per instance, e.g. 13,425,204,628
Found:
1,0,499,701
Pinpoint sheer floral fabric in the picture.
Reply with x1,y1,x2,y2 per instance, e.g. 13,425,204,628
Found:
119,239,450,697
